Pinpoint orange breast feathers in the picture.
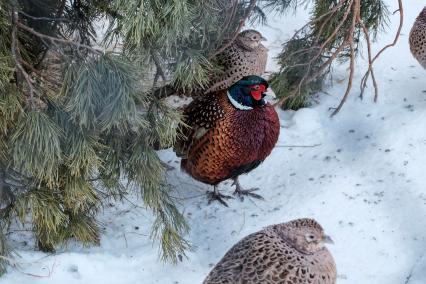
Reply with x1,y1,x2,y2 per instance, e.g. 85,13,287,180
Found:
176,91,280,185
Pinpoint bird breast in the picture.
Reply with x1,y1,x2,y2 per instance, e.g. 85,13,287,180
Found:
229,105,279,157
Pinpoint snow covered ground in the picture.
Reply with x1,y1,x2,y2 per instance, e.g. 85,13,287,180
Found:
2,1,426,283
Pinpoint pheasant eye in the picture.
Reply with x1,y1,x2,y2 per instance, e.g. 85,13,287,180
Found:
253,85,260,90
305,234,316,242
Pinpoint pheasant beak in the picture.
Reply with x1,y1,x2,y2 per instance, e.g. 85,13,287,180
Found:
264,89,276,100
322,235,334,245
260,36,267,41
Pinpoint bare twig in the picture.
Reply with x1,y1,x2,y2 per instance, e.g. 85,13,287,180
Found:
123,233,128,248
0,255,56,278
215,0,239,47
238,211,246,234
125,231,149,237
360,0,403,102
21,60,60,88
10,9,36,109
208,0,257,60
358,19,377,100
273,40,348,107
276,143,322,148
274,0,403,115
35,0,67,68
403,253,424,284
274,0,353,108
16,22,103,55
283,0,347,47
151,51,167,89
18,11,68,22
331,0,358,116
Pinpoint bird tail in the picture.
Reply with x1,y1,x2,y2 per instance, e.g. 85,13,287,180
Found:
180,159,189,173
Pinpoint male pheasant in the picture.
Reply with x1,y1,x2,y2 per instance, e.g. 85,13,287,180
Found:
409,6,426,69
203,218,337,284
156,30,268,98
174,76,280,206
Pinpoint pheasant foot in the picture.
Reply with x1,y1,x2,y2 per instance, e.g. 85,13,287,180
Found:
232,177,264,201
207,186,233,207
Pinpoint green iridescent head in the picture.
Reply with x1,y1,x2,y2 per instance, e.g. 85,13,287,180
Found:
227,76,269,110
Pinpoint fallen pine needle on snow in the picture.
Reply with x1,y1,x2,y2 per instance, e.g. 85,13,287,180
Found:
275,143,322,148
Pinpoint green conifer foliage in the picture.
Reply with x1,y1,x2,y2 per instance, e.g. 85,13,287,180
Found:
270,0,389,110
1,0,288,274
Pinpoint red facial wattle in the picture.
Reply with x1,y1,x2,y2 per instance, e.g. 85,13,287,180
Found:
250,84,266,101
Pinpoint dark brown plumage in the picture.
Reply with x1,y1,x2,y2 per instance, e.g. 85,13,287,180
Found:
203,218,337,284
174,76,280,205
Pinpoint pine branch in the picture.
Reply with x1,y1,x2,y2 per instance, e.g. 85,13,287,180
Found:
272,0,392,114
208,0,257,60
16,21,103,55
1,0,284,268
34,0,67,68
18,11,68,22
10,9,36,110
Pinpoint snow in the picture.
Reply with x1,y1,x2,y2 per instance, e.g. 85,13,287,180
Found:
2,1,426,283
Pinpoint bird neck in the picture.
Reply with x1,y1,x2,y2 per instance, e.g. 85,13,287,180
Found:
227,91,253,110
235,38,258,51
227,86,265,110
270,224,318,255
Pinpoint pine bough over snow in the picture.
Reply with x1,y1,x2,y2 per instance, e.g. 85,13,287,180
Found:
0,0,313,275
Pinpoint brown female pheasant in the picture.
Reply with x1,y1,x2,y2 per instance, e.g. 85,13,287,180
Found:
155,30,268,98
203,218,336,284
409,6,426,69
174,76,280,206
202,29,268,94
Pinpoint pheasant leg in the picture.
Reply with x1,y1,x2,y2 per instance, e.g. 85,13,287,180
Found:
232,177,264,201
207,185,233,207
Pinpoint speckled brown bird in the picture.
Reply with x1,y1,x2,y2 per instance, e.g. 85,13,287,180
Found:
410,7,426,69
202,29,268,94
155,30,268,98
203,218,337,284
174,75,279,206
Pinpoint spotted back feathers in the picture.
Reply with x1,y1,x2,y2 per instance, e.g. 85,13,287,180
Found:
203,36,268,94
203,218,336,284
409,7,426,69
174,94,225,159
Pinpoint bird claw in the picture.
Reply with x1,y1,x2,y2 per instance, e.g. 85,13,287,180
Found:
233,188,265,201
207,191,233,207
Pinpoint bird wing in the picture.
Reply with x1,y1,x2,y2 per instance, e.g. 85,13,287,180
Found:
204,230,335,284
174,93,225,159
203,232,258,284
203,231,293,283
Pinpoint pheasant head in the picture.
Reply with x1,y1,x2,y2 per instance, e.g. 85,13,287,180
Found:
236,29,267,50
273,218,334,254
227,75,269,110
